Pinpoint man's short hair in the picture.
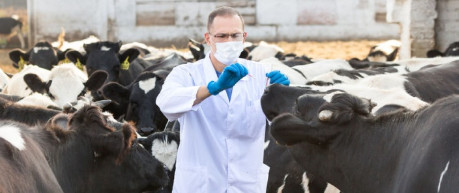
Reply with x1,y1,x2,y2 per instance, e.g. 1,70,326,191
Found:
207,6,245,31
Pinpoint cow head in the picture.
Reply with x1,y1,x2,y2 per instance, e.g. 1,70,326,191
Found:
66,41,140,83
261,84,321,121
89,139,169,193
68,105,135,161
138,130,180,192
23,65,107,108
264,89,374,146
9,41,67,70
102,70,168,136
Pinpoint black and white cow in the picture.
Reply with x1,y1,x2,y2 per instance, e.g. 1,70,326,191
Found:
264,132,340,193
100,53,187,134
306,66,399,86
102,70,169,135
367,40,401,62
0,105,169,193
0,96,61,125
23,64,108,108
66,41,144,86
0,16,25,48
0,121,64,193
427,41,459,58
333,60,459,103
9,41,68,70
138,130,180,193
261,86,459,193
2,65,51,97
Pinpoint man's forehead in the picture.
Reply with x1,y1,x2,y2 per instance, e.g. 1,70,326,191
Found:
209,15,244,33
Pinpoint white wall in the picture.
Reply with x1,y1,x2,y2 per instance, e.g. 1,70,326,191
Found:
29,0,400,47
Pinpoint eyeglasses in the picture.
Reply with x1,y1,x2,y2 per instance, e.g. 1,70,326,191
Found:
209,32,246,41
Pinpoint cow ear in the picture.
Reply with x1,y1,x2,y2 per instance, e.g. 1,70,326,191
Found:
9,49,29,69
66,50,87,66
239,48,249,59
101,82,130,104
85,70,108,91
56,48,72,62
188,39,203,61
318,93,374,124
23,73,48,93
83,42,100,53
119,48,140,71
47,114,70,130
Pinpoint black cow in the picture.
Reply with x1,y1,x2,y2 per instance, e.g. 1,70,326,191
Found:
0,105,169,193
66,41,143,86
262,84,459,193
427,41,459,58
9,41,68,70
0,16,25,48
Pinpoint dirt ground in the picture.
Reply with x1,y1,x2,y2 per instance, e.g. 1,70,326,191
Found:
0,40,384,74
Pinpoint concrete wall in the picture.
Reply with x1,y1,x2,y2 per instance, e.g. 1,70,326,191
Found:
435,0,459,52
387,0,458,58
28,0,400,47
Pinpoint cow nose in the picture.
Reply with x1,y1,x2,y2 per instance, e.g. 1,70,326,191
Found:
140,127,155,135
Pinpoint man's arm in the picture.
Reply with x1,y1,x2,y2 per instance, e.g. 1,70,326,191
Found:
193,86,211,105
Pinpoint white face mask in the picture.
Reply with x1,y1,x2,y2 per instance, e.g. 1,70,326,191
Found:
213,41,244,65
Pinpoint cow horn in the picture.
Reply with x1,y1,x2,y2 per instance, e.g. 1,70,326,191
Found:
318,110,333,121
94,99,112,108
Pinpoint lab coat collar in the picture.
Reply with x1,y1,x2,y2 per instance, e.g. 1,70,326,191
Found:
203,53,230,105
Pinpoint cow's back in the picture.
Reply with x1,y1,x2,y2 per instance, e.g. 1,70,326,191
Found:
0,123,63,193
392,95,459,193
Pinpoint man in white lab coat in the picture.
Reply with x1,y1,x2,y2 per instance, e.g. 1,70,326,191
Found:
156,6,290,193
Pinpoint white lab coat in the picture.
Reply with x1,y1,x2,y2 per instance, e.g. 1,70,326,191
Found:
156,53,270,193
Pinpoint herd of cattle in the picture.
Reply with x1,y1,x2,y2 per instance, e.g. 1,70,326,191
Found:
1,20,459,192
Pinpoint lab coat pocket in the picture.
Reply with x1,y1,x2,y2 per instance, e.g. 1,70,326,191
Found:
173,165,208,193
257,164,270,193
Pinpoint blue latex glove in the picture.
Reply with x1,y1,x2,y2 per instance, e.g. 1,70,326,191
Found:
266,70,290,86
207,63,248,95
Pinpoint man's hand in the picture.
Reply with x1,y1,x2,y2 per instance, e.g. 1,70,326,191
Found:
207,63,248,95
266,70,290,86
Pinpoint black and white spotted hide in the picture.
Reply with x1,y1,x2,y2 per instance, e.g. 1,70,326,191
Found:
138,131,180,193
